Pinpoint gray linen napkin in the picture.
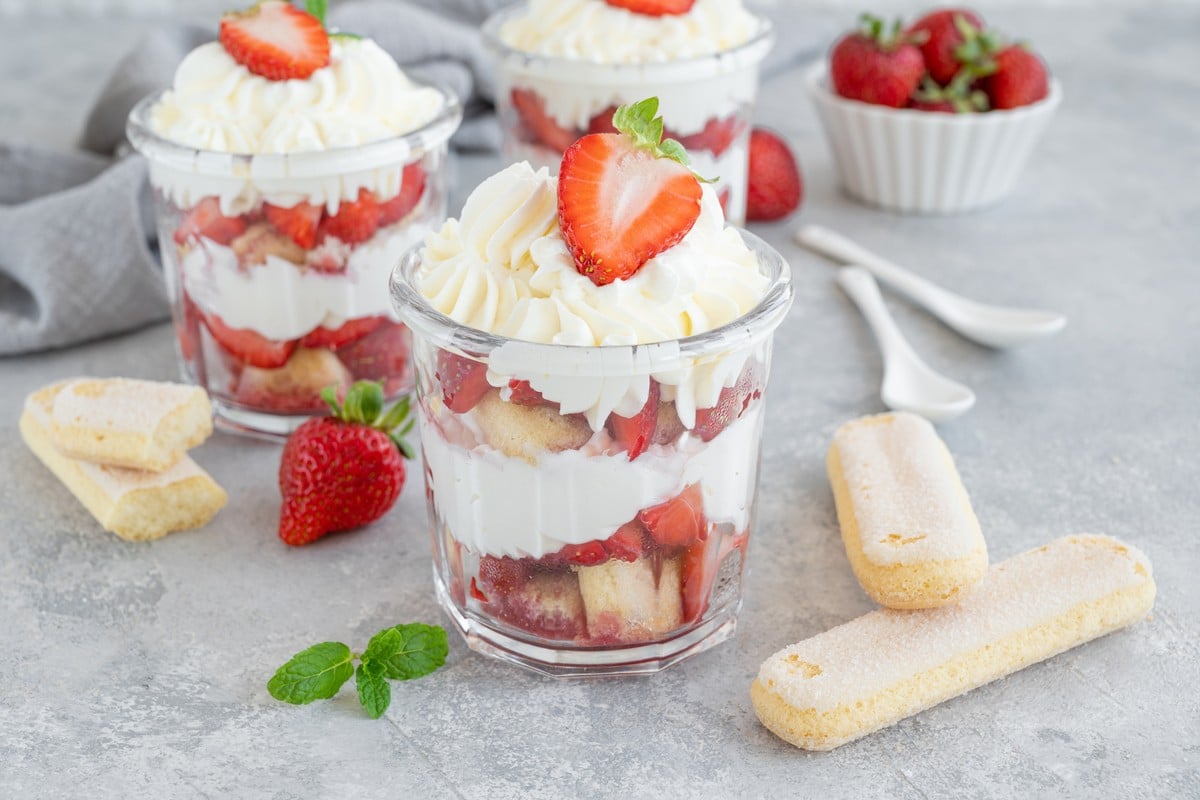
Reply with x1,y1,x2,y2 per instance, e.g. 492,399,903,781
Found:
0,0,829,356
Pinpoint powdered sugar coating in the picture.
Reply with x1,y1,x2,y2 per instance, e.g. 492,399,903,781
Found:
757,535,1153,713
832,412,980,566
52,379,205,435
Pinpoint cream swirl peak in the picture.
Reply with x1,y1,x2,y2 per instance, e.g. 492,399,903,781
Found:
415,161,769,429
149,38,444,154
418,161,766,347
497,0,760,64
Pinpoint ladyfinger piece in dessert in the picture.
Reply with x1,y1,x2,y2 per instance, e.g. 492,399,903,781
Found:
751,535,1155,751
827,412,987,609
21,382,227,541
48,377,213,472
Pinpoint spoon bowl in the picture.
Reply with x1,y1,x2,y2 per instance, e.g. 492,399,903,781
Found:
836,267,976,422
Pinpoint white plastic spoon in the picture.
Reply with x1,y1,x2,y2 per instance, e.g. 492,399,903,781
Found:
836,267,976,422
796,224,1067,348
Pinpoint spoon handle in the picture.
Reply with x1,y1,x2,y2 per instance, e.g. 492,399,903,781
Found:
796,224,954,309
834,266,922,368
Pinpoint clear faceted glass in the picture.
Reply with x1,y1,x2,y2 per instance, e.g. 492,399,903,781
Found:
482,6,774,226
127,87,462,437
391,232,793,676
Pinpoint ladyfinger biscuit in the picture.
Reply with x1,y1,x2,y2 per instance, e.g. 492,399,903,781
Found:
751,535,1155,751
828,412,987,609
49,377,213,472
21,383,226,542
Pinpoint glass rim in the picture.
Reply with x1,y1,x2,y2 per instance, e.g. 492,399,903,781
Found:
390,228,794,372
481,5,774,77
125,79,463,172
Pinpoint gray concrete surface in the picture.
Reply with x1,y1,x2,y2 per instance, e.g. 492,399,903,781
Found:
2,5,1198,799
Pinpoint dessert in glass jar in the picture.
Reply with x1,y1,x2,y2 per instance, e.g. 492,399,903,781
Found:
392,100,793,675
483,0,773,225
127,1,462,436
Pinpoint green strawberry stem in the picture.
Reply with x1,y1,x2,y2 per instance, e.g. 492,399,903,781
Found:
611,97,716,182
859,13,926,50
952,14,1005,75
320,381,416,459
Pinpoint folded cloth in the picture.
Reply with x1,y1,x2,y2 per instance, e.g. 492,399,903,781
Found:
0,0,830,357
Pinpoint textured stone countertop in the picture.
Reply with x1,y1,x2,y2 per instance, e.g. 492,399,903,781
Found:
1,5,1198,799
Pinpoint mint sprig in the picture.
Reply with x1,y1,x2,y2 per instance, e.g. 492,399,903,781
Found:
268,623,448,718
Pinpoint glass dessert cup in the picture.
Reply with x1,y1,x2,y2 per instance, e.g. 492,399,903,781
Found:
482,7,773,226
127,87,463,438
391,232,793,676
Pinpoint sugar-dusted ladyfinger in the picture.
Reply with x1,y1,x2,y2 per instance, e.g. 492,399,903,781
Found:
827,411,987,609
48,377,213,472
751,535,1155,751
21,382,226,542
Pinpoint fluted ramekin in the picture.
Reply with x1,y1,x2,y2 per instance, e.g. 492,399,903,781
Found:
806,62,1061,214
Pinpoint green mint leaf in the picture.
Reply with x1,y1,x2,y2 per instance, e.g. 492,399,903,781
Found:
331,31,363,41
362,624,448,681
267,642,354,705
305,0,328,25
356,661,391,719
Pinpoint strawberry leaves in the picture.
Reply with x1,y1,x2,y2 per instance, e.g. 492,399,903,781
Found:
268,623,447,719
320,380,416,459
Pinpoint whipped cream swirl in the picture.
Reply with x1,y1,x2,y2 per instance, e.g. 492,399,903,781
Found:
150,38,444,153
416,161,769,429
498,0,759,64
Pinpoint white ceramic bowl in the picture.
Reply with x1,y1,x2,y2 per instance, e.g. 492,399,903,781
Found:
806,62,1061,214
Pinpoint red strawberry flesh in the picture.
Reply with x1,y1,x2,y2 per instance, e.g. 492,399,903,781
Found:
638,484,707,548
435,350,491,413
558,133,701,285
219,0,330,82
606,380,660,460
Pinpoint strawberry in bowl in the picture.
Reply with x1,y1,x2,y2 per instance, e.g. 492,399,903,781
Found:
807,9,1060,213
390,98,795,676
127,0,462,436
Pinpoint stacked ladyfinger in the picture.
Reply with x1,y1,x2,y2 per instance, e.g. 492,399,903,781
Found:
751,411,1155,751
19,378,227,541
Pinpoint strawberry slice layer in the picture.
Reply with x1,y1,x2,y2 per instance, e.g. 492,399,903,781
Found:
173,197,246,246
638,484,708,548
219,0,330,82
299,315,385,350
511,88,580,153
680,529,724,623
203,312,297,369
264,200,322,249
558,98,702,286
435,350,491,413
319,188,379,245
605,380,659,460
378,164,428,226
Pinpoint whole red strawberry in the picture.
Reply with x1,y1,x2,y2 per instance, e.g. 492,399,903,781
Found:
981,45,1050,110
829,14,926,108
746,128,803,221
906,8,986,85
278,381,415,546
